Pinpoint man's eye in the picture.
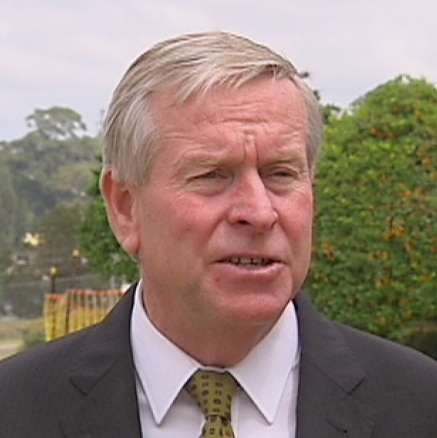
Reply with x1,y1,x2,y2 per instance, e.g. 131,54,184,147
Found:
269,169,298,179
198,170,225,180
273,170,295,177
187,169,230,195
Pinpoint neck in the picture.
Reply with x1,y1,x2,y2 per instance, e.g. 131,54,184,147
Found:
156,314,277,367
142,286,281,367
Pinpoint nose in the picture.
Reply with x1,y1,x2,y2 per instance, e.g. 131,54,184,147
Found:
227,172,278,231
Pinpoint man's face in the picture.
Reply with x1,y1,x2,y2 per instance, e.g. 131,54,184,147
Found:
132,77,313,339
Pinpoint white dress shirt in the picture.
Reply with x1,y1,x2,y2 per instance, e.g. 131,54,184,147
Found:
131,281,300,437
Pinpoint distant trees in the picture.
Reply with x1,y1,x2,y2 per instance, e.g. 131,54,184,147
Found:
0,161,18,249
0,107,100,251
0,107,102,316
307,76,437,348
25,106,87,141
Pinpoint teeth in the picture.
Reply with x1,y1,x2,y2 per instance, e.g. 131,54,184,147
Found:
228,257,272,266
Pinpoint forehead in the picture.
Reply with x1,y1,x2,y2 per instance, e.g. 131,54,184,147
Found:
151,77,307,134
146,78,309,178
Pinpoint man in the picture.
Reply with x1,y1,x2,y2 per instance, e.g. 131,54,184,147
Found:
0,31,436,437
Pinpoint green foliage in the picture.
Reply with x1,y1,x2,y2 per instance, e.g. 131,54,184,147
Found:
308,76,437,342
0,161,18,249
0,319,29,341
3,200,88,287
19,318,45,351
400,319,437,360
0,107,104,316
0,107,100,252
0,318,45,352
25,107,87,140
80,167,138,282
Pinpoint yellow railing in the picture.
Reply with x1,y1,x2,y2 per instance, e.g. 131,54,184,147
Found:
44,289,124,341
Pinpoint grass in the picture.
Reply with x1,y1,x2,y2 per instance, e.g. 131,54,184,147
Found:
0,317,45,357
0,340,22,361
0,318,34,341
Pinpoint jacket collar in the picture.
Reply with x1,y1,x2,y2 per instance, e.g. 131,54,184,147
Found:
294,293,376,437
58,286,376,437
60,284,142,438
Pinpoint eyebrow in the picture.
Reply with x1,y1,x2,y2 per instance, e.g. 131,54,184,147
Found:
175,150,308,177
176,145,231,165
172,132,307,172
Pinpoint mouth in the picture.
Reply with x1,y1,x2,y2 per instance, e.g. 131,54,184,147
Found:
220,256,277,267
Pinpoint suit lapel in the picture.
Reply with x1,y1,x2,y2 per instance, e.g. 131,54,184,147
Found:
57,287,376,437
295,293,376,438
60,285,142,438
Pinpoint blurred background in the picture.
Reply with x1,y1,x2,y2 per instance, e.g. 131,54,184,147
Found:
0,0,435,359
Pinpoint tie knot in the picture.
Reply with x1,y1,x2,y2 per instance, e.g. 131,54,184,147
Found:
186,370,238,421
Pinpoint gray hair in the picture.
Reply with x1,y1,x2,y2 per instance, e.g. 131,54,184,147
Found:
102,31,323,185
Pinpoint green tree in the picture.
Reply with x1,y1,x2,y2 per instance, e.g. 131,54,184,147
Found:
308,76,437,344
25,106,87,140
80,168,138,283
0,107,100,249
0,161,18,249
0,107,104,314
3,201,87,283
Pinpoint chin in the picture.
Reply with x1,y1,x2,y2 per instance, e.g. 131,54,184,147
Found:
217,293,291,326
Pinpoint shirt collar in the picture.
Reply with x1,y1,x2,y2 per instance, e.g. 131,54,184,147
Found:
131,281,198,424
230,301,300,423
131,281,299,425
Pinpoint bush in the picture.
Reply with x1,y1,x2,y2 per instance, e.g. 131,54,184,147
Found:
307,76,437,342
400,320,437,360
0,318,29,341
20,318,45,351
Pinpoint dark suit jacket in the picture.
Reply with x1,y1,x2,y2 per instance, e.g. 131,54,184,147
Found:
0,285,436,437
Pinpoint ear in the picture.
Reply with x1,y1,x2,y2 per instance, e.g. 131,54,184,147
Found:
100,169,140,256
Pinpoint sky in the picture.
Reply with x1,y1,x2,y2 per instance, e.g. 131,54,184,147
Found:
1,0,436,141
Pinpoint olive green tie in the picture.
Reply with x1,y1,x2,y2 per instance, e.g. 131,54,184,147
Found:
186,370,238,438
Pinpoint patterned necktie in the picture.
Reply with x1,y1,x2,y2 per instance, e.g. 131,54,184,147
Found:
186,369,238,438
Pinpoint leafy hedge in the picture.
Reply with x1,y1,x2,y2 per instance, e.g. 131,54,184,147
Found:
307,76,437,344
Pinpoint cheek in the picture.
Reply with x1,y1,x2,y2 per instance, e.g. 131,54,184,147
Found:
147,195,219,249
288,188,313,223
282,191,313,246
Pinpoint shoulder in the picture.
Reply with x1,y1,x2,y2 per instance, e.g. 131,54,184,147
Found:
0,325,93,395
296,292,437,404
296,292,437,381
335,320,437,382
0,289,137,436
0,286,136,392
0,327,95,437
335,321,437,433
296,293,437,434
0,286,136,400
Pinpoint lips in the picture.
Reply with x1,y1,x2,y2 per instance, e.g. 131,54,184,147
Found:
220,256,278,267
